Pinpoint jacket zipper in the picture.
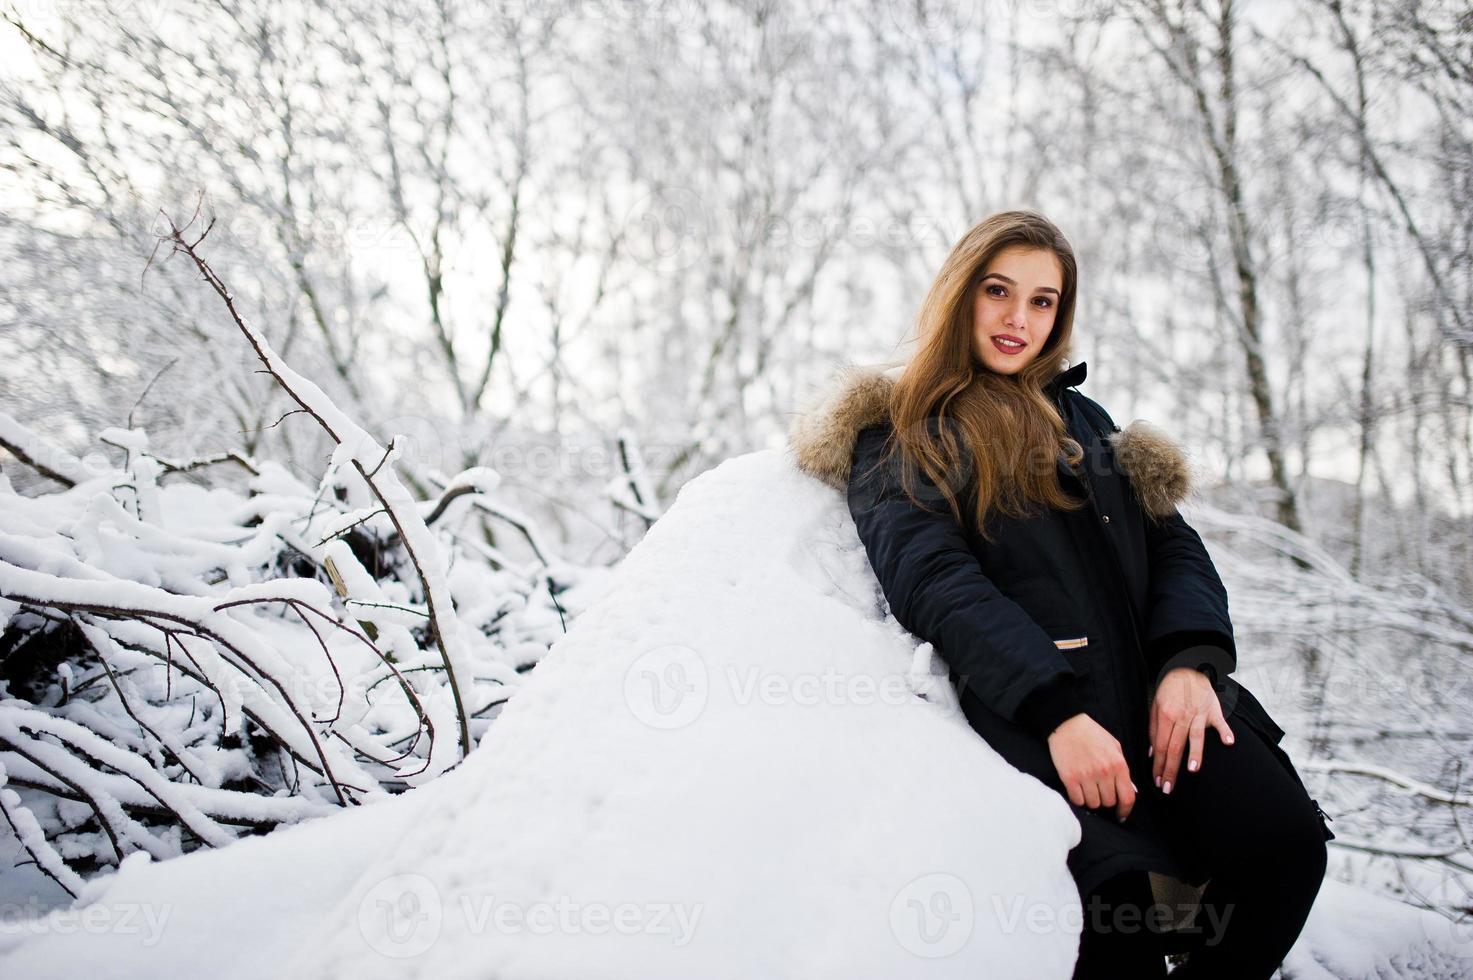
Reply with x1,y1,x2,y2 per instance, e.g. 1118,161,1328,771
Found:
1062,393,1155,707
1065,392,1339,840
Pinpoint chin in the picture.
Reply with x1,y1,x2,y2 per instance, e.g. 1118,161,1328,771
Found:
976,354,1027,376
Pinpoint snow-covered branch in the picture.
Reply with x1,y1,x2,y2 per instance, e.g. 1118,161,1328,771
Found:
156,209,480,760
0,356,590,895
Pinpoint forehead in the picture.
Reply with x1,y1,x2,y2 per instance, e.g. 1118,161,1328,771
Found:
984,245,1062,284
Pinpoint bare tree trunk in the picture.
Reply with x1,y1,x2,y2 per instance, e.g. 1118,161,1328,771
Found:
1330,0,1380,582
1129,0,1304,534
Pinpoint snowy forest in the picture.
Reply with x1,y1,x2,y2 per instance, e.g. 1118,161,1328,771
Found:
0,0,1471,976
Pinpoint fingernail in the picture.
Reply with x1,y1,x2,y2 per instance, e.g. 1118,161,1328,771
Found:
1155,775,1160,788
1148,745,1154,758
1163,780,1172,794
1225,735,1234,744
1188,759,1198,772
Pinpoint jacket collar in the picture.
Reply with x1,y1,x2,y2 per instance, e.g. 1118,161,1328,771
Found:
1045,360,1088,398
786,360,1191,518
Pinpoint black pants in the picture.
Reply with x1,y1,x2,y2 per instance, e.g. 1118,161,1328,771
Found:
1072,724,1329,979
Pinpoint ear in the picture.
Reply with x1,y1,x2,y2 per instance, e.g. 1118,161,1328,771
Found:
1107,420,1193,519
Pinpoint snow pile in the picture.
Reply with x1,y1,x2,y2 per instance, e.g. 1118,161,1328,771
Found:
1282,877,1473,979
2,448,1468,978
0,449,1087,978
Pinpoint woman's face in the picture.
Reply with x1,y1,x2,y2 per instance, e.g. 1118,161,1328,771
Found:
970,245,1064,376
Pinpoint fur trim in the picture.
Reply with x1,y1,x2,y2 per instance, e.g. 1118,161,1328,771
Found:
787,363,903,493
1106,420,1192,518
787,365,1192,518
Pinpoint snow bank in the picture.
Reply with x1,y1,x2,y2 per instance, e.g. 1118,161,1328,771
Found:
1282,877,1473,979
0,449,1085,978
5,448,1465,978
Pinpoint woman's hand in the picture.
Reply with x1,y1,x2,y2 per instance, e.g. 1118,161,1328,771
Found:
1149,666,1235,795
1046,713,1136,823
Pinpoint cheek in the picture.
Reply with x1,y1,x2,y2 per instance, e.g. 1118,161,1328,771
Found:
976,298,998,327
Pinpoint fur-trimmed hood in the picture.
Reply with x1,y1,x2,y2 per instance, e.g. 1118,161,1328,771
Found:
786,361,1193,518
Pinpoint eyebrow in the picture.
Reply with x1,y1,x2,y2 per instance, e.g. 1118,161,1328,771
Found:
981,272,1060,297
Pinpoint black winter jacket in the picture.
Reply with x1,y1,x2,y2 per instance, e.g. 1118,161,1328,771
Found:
787,360,1334,903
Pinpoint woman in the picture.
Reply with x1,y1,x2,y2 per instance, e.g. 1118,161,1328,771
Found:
787,210,1332,978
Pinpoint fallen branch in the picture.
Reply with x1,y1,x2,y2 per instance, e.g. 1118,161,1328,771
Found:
156,206,475,761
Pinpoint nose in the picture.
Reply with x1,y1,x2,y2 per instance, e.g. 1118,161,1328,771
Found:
1005,295,1029,329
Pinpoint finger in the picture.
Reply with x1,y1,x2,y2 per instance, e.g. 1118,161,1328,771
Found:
1153,714,1174,788
1083,780,1102,811
1150,707,1165,784
1116,772,1136,823
1162,720,1189,794
1152,733,1162,787
1066,781,1084,808
1214,712,1236,748
1187,713,1206,774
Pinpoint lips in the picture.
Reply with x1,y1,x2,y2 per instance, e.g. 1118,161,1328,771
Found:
991,335,1026,354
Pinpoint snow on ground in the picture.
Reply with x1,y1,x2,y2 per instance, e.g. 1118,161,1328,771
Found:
1,448,1469,978
1283,877,1473,979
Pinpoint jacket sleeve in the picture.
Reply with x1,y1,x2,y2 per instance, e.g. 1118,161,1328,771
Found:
1140,506,1238,683
847,422,1088,738
1077,393,1237,688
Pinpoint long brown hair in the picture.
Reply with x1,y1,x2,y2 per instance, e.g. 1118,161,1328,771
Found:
872,210,1088,541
